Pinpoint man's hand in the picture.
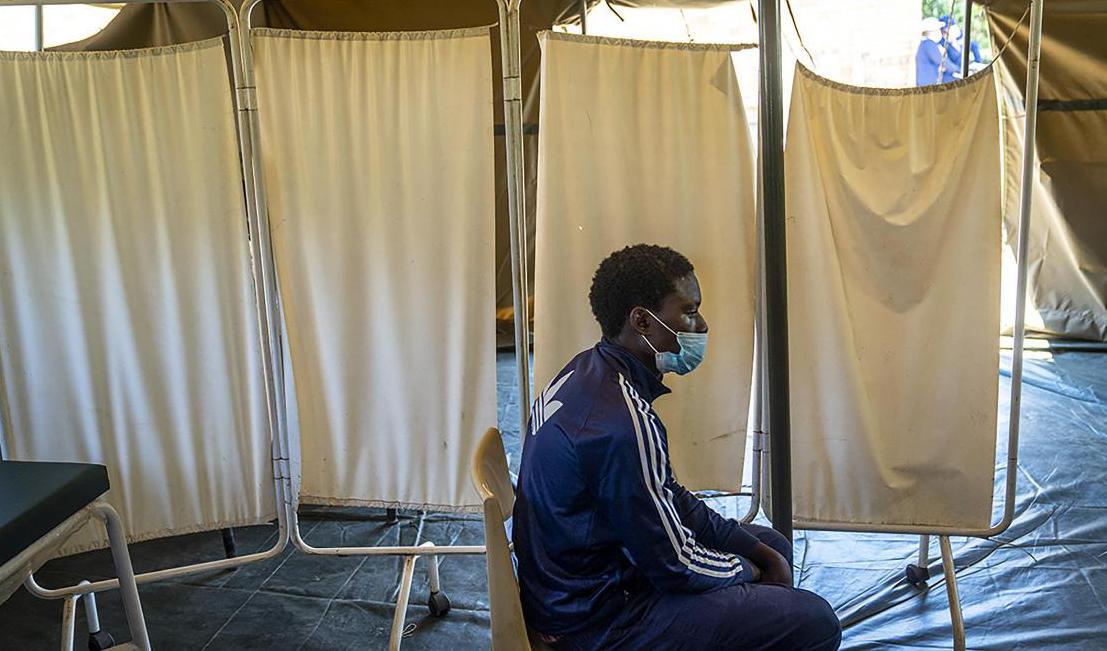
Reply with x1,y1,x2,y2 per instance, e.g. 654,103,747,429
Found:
747,542,793,586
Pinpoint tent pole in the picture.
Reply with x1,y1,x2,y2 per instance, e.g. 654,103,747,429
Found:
1002,0,1045,533
741,126,769,525
757,0,793,544
496,0,533,443
962,0,973,78
34,5,43,51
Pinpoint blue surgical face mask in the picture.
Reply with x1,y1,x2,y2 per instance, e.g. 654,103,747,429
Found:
640,309,707,375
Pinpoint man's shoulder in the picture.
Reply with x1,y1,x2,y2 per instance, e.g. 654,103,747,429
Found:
532,347,635,436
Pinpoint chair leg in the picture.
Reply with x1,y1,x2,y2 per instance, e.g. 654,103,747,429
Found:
389,555,419,651
93,503,151,651
939,536,966,651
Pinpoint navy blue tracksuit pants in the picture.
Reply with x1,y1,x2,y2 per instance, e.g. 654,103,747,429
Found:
551,524,842,651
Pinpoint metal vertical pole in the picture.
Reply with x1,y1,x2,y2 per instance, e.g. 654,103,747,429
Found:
496,0,532,441
940,536,966,650
389,554,418,651
33,4,43,51
918,534,930,567
81,589,101,635
236,0,296,535
96,504,151,651
578,0,587,35
741,129,768,525
221,527,238,558
961,0,973,78
1006,0,1045,526
60,594,79,650
757,0,793,543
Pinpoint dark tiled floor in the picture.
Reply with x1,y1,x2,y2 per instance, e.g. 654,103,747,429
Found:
1,510,490,650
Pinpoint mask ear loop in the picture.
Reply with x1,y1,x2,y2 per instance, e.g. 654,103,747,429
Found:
642,308,678,336
639,308,670,355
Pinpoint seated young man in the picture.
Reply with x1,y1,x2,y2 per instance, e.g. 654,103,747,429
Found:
513,244,841,650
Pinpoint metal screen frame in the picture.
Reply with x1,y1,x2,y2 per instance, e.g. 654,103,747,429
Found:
754,1,1045,648
236,2,519,647
0,0,291,614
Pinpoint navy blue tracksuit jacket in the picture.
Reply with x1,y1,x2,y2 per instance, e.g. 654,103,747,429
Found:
512,340,762,637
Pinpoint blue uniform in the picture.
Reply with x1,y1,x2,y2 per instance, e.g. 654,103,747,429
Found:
513,341,841,650
916,39,956,86
942,39,983,74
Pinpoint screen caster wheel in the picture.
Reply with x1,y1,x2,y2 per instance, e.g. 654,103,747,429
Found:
88,630,116,651
428,591,451,617
906,564,931,588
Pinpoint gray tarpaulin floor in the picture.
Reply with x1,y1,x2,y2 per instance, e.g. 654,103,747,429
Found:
1,350,1105,649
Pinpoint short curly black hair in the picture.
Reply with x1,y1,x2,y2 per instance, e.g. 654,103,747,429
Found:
589,244,695,339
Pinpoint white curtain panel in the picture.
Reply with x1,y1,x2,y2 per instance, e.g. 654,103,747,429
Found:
534,32,758,492
252,28,496,510
0,39,277,554
785,64,1002,530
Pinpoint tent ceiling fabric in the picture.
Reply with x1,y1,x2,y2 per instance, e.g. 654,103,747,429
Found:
51,0,557,117
984,0,1107,100
556,0,751,25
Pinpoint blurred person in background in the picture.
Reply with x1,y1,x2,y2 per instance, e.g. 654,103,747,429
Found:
916,17,953,85
941,15,985,78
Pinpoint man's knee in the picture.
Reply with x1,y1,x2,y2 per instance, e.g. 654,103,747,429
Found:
745,523,794,565
708,585,840,650
793,590,842,650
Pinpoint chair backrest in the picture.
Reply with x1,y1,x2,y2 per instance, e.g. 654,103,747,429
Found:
471,428,534,651
472,427,517,523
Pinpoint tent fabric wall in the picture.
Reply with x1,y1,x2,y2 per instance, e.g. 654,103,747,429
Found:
987,0,1107,341
0,38,277,554
251,27,497,510
533,31,757,493
785,64,1002,530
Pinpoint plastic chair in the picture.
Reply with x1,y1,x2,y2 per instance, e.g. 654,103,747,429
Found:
470,428,552,651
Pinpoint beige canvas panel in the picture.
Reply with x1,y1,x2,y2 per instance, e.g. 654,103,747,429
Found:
785,64,1002,529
